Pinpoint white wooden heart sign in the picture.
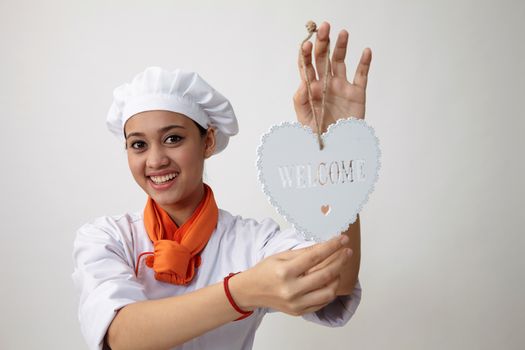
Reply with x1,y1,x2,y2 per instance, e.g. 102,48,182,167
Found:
256,118,381,242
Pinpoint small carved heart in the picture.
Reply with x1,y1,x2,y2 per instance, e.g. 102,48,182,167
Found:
321,205,331,216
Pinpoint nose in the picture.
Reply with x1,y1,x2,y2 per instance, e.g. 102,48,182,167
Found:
146,144,170,169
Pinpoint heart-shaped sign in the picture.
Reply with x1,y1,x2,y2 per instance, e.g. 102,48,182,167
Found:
256,118,381,242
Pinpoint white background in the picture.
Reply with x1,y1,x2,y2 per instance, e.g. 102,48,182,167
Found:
0,0,523,349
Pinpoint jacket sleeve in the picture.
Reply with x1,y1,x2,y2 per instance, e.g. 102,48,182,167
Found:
72,218,148,350
300,278,362,327
257,224,362,327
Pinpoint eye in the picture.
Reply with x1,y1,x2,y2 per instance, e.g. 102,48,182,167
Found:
165,135,184,144
130,140,146,150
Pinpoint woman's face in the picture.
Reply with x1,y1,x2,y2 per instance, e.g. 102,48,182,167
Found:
124,110,215,210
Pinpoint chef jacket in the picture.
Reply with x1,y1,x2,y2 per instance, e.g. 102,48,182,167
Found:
72,209,362,350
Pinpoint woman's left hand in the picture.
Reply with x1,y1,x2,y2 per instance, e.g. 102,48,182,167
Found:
294,21,372,133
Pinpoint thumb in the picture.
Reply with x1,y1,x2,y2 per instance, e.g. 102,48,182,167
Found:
293,81,309,107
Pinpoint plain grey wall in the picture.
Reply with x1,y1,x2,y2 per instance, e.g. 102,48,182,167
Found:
0,0,523,349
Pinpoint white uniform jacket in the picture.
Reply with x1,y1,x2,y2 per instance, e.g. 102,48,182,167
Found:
72,209,362,350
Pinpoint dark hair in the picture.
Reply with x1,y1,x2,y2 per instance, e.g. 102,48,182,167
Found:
193,120,207,137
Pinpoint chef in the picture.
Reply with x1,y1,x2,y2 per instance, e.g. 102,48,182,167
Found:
72,21,370,350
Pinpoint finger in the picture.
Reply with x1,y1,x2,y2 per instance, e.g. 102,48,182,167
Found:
297,278,340,314
331,30,348,79
275,240,321,261
299,302,330,315
294,249,350,294
305,248,342,274
287,236,348,276
314,21,332,80
298,41,317,82
272,242,314,261
353,47,372,89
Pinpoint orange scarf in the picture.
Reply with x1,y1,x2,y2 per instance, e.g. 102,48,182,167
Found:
142,184,218,285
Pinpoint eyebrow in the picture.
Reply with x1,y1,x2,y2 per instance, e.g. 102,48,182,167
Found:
125,124,186,139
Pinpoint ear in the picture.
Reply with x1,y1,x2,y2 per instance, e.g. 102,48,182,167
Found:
203,128,216,158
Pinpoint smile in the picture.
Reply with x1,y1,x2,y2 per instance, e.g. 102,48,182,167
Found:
149,172,179,185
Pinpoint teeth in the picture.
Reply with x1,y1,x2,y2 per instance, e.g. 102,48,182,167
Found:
150,173,178,184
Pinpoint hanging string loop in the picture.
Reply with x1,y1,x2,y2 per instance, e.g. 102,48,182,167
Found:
299,20,331,150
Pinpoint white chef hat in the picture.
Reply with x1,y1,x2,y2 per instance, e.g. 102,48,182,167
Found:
106,66,238,154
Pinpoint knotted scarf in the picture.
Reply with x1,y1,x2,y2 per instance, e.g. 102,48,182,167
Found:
142,184,218,285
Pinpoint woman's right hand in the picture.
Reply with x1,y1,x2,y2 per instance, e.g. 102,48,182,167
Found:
229,235,352,316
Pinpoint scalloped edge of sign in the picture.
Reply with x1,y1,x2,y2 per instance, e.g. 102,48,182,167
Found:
256,117,382,242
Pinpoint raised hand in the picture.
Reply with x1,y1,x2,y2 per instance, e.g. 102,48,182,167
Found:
294,21,372,134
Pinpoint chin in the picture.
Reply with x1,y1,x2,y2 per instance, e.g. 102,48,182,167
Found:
148,189,184,206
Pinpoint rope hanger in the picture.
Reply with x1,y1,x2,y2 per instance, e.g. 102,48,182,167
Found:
299,20,331,150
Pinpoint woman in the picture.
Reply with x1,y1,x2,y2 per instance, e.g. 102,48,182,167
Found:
72,22,371,350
